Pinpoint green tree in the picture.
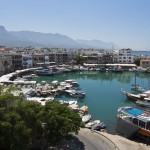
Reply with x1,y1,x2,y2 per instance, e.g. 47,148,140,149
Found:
134,57,141,66
0,85,82,149
40,101,81,145
0,86,31,150
74,55,84,65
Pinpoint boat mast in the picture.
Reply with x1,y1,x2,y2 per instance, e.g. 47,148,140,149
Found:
135,72,136,87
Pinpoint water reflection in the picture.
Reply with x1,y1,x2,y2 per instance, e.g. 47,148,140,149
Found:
34,71,150,133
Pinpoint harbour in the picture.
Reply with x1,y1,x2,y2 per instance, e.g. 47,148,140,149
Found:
31,71,150,134
0,64,150,148
1,0,150,148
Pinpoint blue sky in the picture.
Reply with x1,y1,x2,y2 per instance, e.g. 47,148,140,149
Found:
0,0,150,50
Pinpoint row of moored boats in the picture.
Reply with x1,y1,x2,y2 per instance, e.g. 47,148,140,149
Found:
117,87,150,139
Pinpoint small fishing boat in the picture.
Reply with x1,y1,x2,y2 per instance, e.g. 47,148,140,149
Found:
112,66,123,73
64,89,76,95
65,79,76,83
51,80,59,85
85,120,100,129
68,103,79,112
136,97,150,107
99,67,106,72
27,96,54,105
59,100,77,106
36,68,53,76
64,79,79,87
80,105,88,112
70,90,86,98
82,114,91,123
91,122,106,131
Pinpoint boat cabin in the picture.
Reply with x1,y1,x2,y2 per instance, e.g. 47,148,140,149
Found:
118,107,150,131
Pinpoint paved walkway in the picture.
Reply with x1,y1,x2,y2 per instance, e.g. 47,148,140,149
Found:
76,128,117,150
51,128,150,150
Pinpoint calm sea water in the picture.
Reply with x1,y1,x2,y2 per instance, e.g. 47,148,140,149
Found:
133,51,150,56
33,71,150,134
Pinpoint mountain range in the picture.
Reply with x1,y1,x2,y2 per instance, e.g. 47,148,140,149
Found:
0,26,119,49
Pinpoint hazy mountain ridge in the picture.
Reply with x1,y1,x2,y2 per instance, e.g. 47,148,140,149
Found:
76,39,119,49
0,26,119,49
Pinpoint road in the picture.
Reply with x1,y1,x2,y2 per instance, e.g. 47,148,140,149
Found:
75,128,117,150
51,128,149,150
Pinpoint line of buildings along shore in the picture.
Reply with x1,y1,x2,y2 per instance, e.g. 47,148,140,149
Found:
0,46,150,76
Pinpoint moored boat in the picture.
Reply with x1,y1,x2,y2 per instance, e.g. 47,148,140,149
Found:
131,72,145,92
82,114,91,123
136,97,150,107
68,103,79,112
36,68,53,76
64,79,79,87
27,96,54,105
85,120,100,129
59,100,77,106
116,106,150,138
70,90,86,98
121,89,148,101
112,66,123,73
131,85,145,92
91,122,106,131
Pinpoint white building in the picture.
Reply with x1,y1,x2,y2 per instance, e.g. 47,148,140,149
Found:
22,54,33,68
117,48,134,64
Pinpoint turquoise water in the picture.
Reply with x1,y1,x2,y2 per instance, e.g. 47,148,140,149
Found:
33,71,150,134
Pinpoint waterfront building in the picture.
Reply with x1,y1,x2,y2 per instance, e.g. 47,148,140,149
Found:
79,48,105,56
0,47,138,73
102,52,113,64
83,55,99,64
0,54,12,75
81,49,112,64
49,53,55,63
118,48,134,64
22,53,33,68
32,52,45,67
97,53,103,64
67,48,79,60
0,46,10,52
48,48,69,65
54,52,68,65
112,51,118,63
7,52,22,71
31,48,69,66
140,56,150,68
